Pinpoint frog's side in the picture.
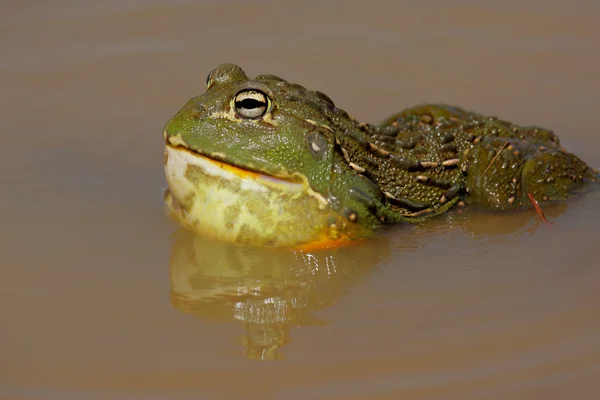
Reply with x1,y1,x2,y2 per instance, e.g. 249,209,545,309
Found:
163,63,598,247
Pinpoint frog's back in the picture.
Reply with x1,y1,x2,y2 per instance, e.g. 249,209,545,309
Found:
369,104,598,214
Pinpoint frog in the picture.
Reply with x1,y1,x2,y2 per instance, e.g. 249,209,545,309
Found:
163,63,598,247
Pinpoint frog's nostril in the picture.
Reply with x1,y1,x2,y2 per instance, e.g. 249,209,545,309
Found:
189,104,206,118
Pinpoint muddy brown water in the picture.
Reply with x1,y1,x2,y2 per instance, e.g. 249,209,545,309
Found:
2,1,600,399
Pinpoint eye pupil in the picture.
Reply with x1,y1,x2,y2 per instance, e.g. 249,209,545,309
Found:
233,89,271,119
236,98,265,110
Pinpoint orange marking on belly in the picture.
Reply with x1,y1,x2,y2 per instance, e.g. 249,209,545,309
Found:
294,237,354,252
293,227,370,251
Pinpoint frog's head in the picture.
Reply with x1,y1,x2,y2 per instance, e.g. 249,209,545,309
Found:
164,63,343,193
163,64,376,247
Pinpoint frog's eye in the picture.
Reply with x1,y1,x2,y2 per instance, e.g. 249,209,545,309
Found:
233,89,272,119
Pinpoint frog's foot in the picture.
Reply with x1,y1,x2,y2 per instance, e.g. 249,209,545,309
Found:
463,137,597,211
519,150,597,204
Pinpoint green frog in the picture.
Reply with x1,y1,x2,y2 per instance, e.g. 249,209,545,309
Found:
163,63,598,247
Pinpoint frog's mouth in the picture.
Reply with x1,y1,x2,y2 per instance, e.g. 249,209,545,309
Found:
163,143,356,248
164,144,306,193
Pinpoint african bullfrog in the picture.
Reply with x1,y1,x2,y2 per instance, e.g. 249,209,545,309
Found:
163,63,598,247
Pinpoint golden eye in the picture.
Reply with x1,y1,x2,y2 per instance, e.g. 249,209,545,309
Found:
233,89,271,119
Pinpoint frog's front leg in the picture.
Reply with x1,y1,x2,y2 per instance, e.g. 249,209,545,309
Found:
463,137,597,211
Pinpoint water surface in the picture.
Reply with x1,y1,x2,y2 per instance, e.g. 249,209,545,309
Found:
2,1,600,399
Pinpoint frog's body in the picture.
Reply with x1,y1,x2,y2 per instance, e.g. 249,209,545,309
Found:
163,64,598,247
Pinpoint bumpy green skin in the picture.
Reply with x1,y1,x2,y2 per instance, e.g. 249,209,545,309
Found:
378,104,598,213
164,64,598,240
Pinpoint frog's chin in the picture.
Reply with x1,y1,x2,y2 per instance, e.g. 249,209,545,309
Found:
163,145,361,247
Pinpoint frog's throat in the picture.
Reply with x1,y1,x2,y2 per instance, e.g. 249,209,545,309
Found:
163,145,363,247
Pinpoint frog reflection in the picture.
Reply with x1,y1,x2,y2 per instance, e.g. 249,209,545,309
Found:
168,229,392,360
